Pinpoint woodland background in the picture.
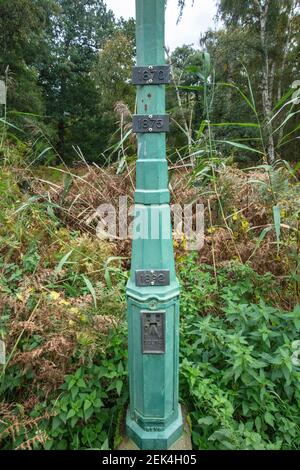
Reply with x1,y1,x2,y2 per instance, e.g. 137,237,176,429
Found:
0,0,300,451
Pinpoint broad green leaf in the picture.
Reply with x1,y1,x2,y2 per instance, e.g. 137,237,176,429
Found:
116,380,123,396
55,250,74,274
272,110,300,136
84,400,92,411
272,88,294,112
77,378,86,388
217,82,256,114
202,52,211,78
66,409,76,420
52,416,61,432
273,206,281,253
0,118,25,133
210,122,260,128
71,386,79,400
255,416,262,432
84,407,94,421
101,439,110,450
14,196,40,214
82,275,97,308
94,398,104,408
104,256,125,288
217,140,265,155
27,147,53,168
198,416,215,426
268,97,298,126
67,378,76,390
264,412,274,428
197,119,208,138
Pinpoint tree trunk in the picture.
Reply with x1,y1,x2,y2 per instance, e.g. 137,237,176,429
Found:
58,117,65,160
193,91,202,138
167,51,193,160
277,0,297,102
58,75,66,161
277,1,296,143
255,0,275,163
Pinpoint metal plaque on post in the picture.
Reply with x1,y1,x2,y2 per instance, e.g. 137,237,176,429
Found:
133,114,169,133
141,311,165,354
135,270,170,287
132,65,170,85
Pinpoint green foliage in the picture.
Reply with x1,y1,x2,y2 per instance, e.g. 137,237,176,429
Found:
178,253,276,317
0,168,299,450
202,0,300,162
45,347,127,450
0,0,299,453
38,0,117,162
0,0,54,114
0,325,128,450
179,255,300,450
0,170,22,222
0,0,137,164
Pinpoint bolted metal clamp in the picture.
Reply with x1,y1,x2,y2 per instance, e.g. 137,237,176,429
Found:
133,114,170,133
135,270,170,287
132,65,170,85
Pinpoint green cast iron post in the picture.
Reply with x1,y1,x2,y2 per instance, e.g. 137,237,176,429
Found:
126,0,183,450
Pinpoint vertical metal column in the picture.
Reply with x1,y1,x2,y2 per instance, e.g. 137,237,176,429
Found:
126,0,183,450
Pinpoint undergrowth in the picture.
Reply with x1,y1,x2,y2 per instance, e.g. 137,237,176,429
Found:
0,164,299,450
178,254,300,450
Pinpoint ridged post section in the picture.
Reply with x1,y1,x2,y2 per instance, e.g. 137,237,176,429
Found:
126,0,183,450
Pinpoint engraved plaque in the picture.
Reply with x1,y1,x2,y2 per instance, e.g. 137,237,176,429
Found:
132,65,170,85
141,311,165,354
132,114,170,133
135,270,170,287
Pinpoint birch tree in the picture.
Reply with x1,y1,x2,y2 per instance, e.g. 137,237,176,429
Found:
179,0,299,163
219,0,299,163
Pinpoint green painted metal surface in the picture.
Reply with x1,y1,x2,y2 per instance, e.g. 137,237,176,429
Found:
126,0,183,450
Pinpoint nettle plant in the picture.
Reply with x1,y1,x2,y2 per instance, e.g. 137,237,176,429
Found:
43,329,128,450
178,256,300,450
0,327,128,451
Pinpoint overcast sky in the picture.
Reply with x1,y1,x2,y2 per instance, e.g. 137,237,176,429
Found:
105,0,219,50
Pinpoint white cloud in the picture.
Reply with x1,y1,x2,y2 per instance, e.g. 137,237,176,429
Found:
105,0,219,50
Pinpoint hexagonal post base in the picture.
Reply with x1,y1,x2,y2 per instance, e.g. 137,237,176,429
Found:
126,405,183,450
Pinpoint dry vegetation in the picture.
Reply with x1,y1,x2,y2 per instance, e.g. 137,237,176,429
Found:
0,155,299,449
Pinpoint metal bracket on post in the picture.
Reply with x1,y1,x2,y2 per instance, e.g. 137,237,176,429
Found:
135,270,170,287
132,114,169,133
132,65,170,85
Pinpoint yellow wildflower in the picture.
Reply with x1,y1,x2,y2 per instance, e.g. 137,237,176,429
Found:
49,291,60,301
70,307,80,314
241,219,250,232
